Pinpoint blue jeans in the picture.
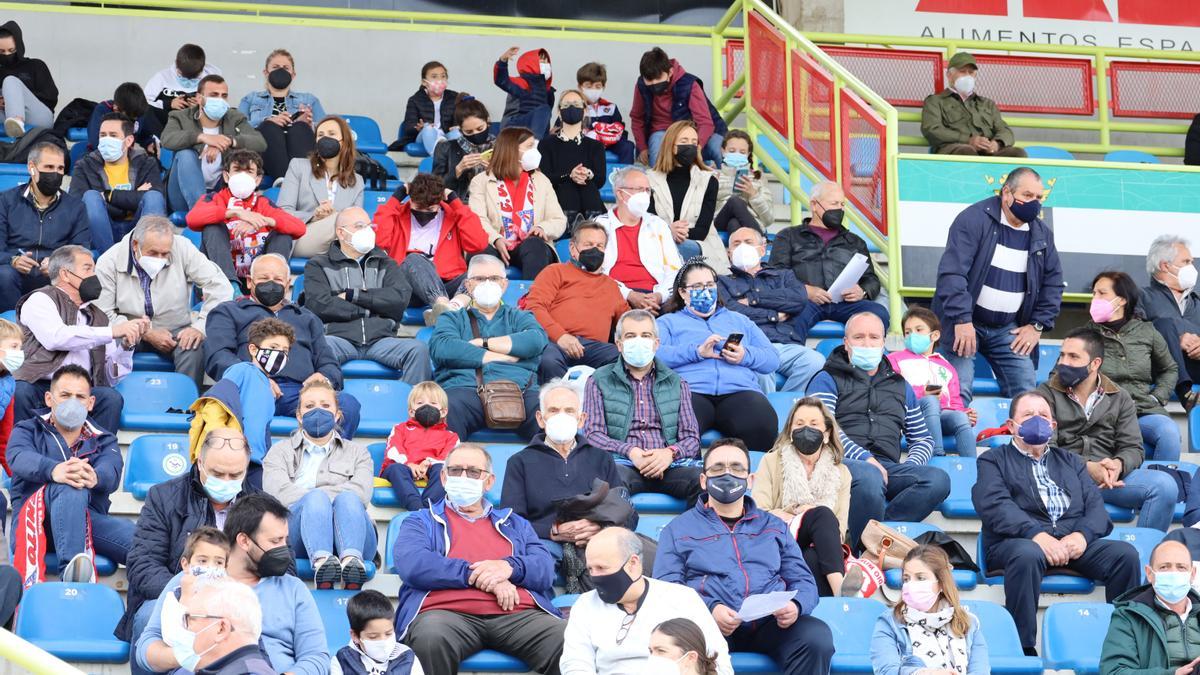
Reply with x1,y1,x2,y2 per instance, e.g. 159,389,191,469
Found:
167,149,207,212
677,239,702,261
287,489,377,561
43,483,135,571
938,321,1036,405
1102,468,1179,531
1139,413,1182,462
503,106,552,139
844,458,949,546
382,462,445,512
793,299,890,343
763,342,826,393
648,130,725,168
129,602,156,675
275,378,361,439
324,335,432,386
844,458,885,547
82,189,167,253
917,395,977,458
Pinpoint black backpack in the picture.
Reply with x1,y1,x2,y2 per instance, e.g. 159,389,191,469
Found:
354,151,389,191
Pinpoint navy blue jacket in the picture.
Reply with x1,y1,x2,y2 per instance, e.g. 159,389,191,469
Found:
203,297,342,388
717,266,810,344
972,442,1113,564
8,414,122,518
85,99,162,152
655,496,819,616
931,195,1064,329
0,184,90,266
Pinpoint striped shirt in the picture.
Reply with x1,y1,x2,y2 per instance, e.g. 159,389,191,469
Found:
808,381,936,465
582,367,701,463
974,223,1030,327
1014,444,1070,525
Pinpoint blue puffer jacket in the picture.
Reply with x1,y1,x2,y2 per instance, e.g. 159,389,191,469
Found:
656,306,779,396
0,184,90,266
655,496,819,616
392,499,561,639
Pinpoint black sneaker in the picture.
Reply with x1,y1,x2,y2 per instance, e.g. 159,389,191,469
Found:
342,556,367,590
314,557,341,590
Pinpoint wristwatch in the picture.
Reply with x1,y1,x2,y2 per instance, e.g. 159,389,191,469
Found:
482,337,490,351
1032,322,1045,332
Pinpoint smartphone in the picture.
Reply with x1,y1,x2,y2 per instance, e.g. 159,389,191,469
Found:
480,148,495,159
723,333,744,351
290,110,304,121
733,167,750,188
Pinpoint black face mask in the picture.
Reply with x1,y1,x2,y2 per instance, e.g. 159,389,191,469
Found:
250,539,293,578
267,68,293,90
0,53,16,68
674,145,698,167
577,247,604,273
590,560,638,604
791,427,825,455
35,170,63,196
464,130,490,146
1057,362,1092,389
648,81,670,96
253,280,286,307
315,136,341,159
68,271,102,303
413,404,441,428
706,473,748,504
820,208,845,229
254,347,288,377
412,209,438,226
559,106,585,125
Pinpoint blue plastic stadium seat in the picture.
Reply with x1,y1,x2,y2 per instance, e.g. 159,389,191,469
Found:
961,599,1043,673
289,256,307,274
404,141,429,158
848,137,880,178
0,163,26,175
384,512,416,572
1036,343,1060,384
69,141,87,169
296,556,377,582
124,434,191,500
483,444,523,504
43,553,118,577
634,513,676,541
729,653,779,672
700,429,722,446
750,450,766,472
1104,502,1136,523
630,493,688,513
555,238,571,263
132,351,174,371
66,127,87,143
366,441,400,507
312,589,357,655
502,279,532,306
291,274,305,303
270,415,300,435
467,428,523,443
767,392,805,432
1104,149,1158,164
342,359,401,379
809,321,845,339
969,396,1012,450
929,456,978,518
1041,602,1112,674
977,535,1095,593
402,304,428,325
418,156,434,174
373,154,399,180
1144,460,1198,522
1104,527,1164,580
364,190,392,218
881,522,977,590
815,338,840,358
0,309,15,324
415,326,434,343
342,115,387,155
261,187,280,203
344,379,410,437
461,650,530,671
116,372,198,432
972,353,1001,396
811,597,886,673
604,150,618,163
600,163,630,203
15,583,129,662
1024,145,1076,161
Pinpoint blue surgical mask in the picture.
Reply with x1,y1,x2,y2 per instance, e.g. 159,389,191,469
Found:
1,349,23,373
722,152,749,169
688,287,716,315
1016,415,1053,446
1154,571,1193,604
621,337,656,369
849,345,883,371
202,469,242,504
52,398,88,430
177,74,200,90
904,332,932,355
97,137,125,163
444,475,484,507
170,620,218,672
203,96,229,121
301,407,337,438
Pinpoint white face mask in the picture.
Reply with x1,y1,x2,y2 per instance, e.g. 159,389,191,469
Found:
361,636,397,663
544,412,578,443
641,654,687,674
1175,263,1199,292
540,62,552,78
520,147,542,172
350,227,376,254
953,74,976,97
730,243,761,271
582,87,603,103
139,255,169,280
472,280,503,308
623,191,651,219
228,172,257,200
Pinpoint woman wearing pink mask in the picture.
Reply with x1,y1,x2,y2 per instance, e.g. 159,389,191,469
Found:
870,545,989,675
394,61,462,156
1086,270,1181,461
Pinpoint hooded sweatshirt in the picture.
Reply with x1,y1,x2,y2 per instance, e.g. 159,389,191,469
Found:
493,48,555,115
0,21,57,111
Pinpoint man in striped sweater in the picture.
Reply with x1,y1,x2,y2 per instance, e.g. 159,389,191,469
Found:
807,312,949,547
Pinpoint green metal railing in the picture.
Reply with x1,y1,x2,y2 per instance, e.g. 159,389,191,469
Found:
0,628,87,674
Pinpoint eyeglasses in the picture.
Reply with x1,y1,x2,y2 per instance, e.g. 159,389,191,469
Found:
183,614,224,630
615,611,638,645
704,463,749,478
204,436,248,452
445,466,491,479
469,275,505,284
342,220,375,232
684,283,717,292
617,186,650,195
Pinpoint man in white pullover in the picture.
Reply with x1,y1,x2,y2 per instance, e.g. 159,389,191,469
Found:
560,527,732,674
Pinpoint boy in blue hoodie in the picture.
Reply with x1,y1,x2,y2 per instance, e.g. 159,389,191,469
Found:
493,46,555,138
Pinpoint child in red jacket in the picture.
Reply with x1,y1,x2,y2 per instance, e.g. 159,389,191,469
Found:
380,381,459,510
184,149,306,285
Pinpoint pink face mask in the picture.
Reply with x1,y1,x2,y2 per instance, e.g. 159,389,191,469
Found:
901,579,939,612
1089,297,1116,323
425,79,448,96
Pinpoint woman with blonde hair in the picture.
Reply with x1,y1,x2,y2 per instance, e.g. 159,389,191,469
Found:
277,115,364,257
647,120,725,272
538,89,606,225
870,545,989,675
752,396,852,596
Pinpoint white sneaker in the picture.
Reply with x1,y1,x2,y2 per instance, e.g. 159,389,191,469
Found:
61,552,95,584
4,118,25,138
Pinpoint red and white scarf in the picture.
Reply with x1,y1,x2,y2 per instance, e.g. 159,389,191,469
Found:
15,486,95,589
496,172,534,244
226,193,269,278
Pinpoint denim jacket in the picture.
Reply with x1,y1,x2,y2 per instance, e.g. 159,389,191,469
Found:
870,608,989,675
237,89,327,128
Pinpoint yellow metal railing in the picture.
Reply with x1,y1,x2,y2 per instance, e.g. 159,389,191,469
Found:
0,628,87,675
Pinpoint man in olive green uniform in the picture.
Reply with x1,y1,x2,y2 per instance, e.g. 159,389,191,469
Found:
921,52,1027,157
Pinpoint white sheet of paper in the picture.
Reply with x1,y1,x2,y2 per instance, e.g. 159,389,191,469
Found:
826,253,870,300
736,590,798,622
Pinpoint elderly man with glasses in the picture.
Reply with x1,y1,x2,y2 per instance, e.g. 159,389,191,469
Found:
183,577,274,675
428,253,548,441
394,443,565,675
300,205,431,384
595,165,683,315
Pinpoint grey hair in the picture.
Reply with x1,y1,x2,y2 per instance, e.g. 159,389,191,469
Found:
1147,235,1191,278
131,216,175,245
609,165,647,190
249,253,289,277
809,180,841,204
48,245,90,282
613,527,643,559
190,577,263,641
467,254,505,277
445,443,493,472
845,311,885,334
538,378,581,413
27,141,64,167
1003,167,1041,191
570,219,608,245
200,429,251,460
730,226,764,245
614,309,659,342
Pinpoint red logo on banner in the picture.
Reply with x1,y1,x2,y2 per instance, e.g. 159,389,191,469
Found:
1025,0,1112,21
916,0,1200,28
915,0,1006,15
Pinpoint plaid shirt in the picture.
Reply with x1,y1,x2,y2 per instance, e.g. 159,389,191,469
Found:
1066,374,1105,419
1014,443,1070,525
582,366,701,462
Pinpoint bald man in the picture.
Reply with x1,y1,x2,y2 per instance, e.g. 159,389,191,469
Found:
301,207,431,384
1101,539,1200,673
